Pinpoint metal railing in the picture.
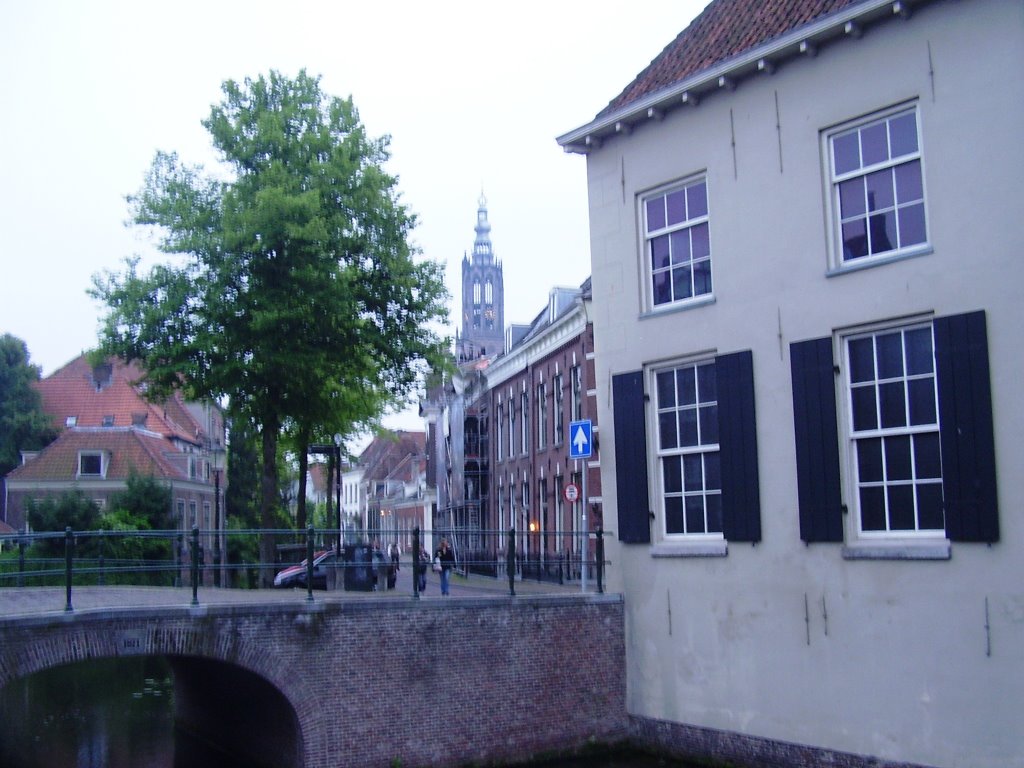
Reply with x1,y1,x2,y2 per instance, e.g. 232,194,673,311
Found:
0,525,607,610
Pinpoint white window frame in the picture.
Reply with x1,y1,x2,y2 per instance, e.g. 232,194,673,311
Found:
520,391,529,455
77,451,106,478
838,319,946,544
641,174,712,311
651,358,723,540
553,373,564,445
536,381,547,450
496,402,504,462
570,366,582,422
824,103,929,271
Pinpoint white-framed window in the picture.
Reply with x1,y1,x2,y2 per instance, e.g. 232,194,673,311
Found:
508,401,516,457
485,279,493,304
520,391,529,454
827,105,927,267
78,451,105,478
536,382,547,450
843,322,943,536
554,474,565,553
570,365,582,421
643,175,711,309
473,280,481,305
553,373,564,444
496,402,504,462
653,359,722,537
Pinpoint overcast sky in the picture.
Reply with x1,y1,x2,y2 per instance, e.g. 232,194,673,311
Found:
0,0,704,429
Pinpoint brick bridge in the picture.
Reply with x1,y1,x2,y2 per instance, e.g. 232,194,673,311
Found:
0,587,626,768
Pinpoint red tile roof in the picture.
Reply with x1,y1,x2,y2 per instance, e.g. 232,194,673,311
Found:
35,355,205,447
598,0,863,118
6,428,193,483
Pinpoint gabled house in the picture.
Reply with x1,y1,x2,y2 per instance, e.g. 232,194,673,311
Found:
559,1,1021,767
3,355,225,571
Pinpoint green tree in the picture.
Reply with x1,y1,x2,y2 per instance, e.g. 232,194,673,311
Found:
26,491,100,557
92,71,448,584
101,474,174,584
0,335,58,476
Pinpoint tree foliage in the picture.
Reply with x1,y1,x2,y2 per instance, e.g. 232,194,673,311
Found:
0,335,58,476
91,71,448,582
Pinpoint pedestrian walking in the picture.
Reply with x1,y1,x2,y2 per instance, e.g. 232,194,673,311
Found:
435,537,455,596
387,543,399,590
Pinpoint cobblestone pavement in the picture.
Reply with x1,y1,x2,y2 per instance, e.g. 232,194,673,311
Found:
0,560,596,618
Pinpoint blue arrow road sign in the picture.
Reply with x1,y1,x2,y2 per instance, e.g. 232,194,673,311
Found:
569,419,592,459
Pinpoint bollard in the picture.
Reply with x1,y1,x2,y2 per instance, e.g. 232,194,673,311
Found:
191,526,200,606
64,527,74,612
507,528,516,596
596,528,605,594
412,527,421,600
306,525,315,602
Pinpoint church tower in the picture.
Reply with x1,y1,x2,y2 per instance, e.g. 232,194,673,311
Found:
457,193,504,360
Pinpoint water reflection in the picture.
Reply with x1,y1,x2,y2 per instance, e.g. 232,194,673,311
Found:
0,656,246,768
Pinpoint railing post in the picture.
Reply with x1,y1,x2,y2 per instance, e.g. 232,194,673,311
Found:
507,528,516,597
98,532,105,587
17,533,25,588
64,527,73,612
306,525,315,603
596,528,605,594
412,527,421,600
176,532,183,588
191,525,200,606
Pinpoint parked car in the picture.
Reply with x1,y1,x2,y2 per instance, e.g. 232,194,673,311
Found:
273,549,339,589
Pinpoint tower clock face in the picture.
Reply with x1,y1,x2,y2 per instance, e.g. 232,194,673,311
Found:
484,308,494,320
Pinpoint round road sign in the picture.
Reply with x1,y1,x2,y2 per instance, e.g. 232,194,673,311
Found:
564,483,580,503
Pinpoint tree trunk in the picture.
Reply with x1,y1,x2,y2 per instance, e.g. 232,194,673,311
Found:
296,429,309,532
259,414,280,588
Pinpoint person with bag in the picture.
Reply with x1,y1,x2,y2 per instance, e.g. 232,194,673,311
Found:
417,546,430,592
434,537,455,596
386,543,400,590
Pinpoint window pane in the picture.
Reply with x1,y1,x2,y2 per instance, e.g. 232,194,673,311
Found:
678,367,697,405
685,496,706,534
683,454,703,492
693,260,712,296
697,362,717,401
849,338,875,383
666,189,687,226
885,435,912,480
876,332,904,378
908,377,937,425
879,381,908,428
672,266,693,301
653,272,671,305
904,328,933,375
865,169,895,211
687,182,708,218
704,453,721,491
914,432,942,478
851,385,878,431
646,197,665,232
663,456,682,493
889,112,918,157
842,219,868,260
670,230,691,263
888,485,915,530
839,177,866,217
706,494,723,533
833,131,860,175
861,122,888,166
856,437,883,482
665,497,684,534
657,370,676,407
917,483,944,530
690,222,710,259
659,412,678,449
679,408,698,446
651,234,670,269
699,404,718,445
868,211,896,254
860,486,885,530
894,160,923,203
898,204,927,247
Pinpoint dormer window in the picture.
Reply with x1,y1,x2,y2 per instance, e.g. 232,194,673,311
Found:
78,452,106,478
66,416,78,427
102,415,115,427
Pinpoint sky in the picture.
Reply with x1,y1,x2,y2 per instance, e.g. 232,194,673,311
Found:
0,0,705,431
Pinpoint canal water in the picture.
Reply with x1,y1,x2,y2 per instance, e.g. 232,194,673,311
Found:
0,659,716,768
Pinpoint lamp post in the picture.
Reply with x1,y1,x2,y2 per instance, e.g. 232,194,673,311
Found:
334,433,342,552
210,444,225,588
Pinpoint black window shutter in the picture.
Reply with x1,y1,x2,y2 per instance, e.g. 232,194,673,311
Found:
612,370,651,543
790,337,844,542
716,350,761,543
934,311,999,543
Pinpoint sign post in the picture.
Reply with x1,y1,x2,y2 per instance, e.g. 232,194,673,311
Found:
569,420,592,592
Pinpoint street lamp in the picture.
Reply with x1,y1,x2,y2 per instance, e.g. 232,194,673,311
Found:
334,433,342,552
210,442,226,588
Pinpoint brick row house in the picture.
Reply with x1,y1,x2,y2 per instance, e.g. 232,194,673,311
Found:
558,0,1022,766
2,355,226,574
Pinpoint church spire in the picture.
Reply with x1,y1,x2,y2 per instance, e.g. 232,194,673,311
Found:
472,191,494,264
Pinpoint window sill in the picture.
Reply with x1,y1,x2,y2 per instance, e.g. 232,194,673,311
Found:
639,294,716,320
841,540,950,560
826,244,933,277
650,541,727,558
